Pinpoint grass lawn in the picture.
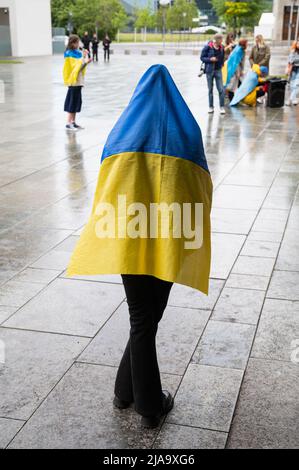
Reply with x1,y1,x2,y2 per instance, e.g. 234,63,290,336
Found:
0,59,23,64
118,32,211,43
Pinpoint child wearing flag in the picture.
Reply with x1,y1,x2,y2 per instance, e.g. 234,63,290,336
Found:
63,34,91,131
67,65,213,428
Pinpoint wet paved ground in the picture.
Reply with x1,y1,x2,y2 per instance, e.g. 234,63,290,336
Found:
0,49,299,449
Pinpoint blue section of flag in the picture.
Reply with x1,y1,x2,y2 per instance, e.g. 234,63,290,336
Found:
225,45,244,87
64,49,83,59
230,70,259,106
101,64,209,173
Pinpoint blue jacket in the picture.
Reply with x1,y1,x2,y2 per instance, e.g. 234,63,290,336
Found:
200,41,225,74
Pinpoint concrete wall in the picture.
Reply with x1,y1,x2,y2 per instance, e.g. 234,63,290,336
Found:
0,0,52,56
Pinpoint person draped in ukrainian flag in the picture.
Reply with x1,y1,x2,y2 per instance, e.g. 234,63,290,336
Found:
63,34,91,132
230,64,269,107
222,39,248,102
67,64,213,428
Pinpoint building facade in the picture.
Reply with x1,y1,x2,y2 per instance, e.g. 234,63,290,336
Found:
273,0,299,42
0,0,52,57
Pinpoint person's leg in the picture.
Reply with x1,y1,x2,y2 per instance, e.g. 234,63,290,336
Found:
114,338,133,403
114,276,172,408
228,91,234,102
66,113,75,124
215,69,225,107
206,73,214,108
115,274,172,417
107,49,110,61
290,71,299,103
104,49,107,61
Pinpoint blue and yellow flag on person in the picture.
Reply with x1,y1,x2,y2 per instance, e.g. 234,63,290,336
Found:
67,65,213,294
222,44,245,87
230,64,265,106
63,49,86,86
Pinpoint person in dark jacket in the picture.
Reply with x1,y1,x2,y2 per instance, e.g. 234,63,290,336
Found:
92,33,99,62
82,31,91,57
200,34,225,114
103,34,111,61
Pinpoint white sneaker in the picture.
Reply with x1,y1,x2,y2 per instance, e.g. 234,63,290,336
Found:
293,101,298,106
73,122,84,130
285,100,292,106
220,107,226,114
208,107,214,113
66,123,78,132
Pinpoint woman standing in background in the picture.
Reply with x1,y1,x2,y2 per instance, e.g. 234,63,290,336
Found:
249,34,271,72
224,32,236,61
286,40,299,106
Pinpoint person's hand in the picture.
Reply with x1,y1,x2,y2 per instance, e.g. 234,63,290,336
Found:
210,57,218,62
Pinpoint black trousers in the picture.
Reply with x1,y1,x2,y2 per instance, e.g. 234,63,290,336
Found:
92,50,98,61
104,48,110,61
114,274,173,416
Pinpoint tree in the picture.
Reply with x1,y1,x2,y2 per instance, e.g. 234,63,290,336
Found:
65,0,128,38
51,0,76,29
166,0,198,32
135,6,156,31
211,0,268,30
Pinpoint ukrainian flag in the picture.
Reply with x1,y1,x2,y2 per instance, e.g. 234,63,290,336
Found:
230,64,261,106
222,44,245,88
67,65,213,294
63,49,86,86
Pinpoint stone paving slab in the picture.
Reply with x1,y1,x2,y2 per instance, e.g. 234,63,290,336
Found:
168,280,224,311
192,320,255,370
0,306,18,325
251,299,299,362
3,278,125,337
153,423,227,449
210,233,246,279
267,270,299,301
232,255,275,277
227,358,299,449
8,363,181,449
0,280,45,308
0,328,89,420
226,273,270,291
166,364,243,432
0,418,25,449
211,208,257,235
211,287,265,325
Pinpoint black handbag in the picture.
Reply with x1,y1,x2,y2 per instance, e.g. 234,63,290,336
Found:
198,62,206,77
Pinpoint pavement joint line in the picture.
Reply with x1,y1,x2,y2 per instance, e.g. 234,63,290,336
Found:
152,422,229,450
75,360,184,377
0,324,93,339
0,416,26,422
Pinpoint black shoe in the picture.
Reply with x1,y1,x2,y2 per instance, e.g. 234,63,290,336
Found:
113,395,132,409
140,390,174,429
